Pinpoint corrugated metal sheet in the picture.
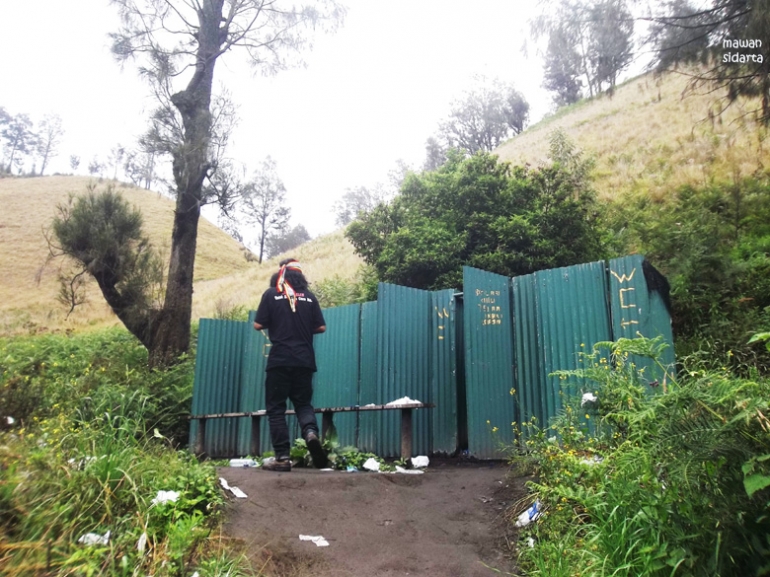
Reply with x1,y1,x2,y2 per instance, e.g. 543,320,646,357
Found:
430,289,458,454
313,304,361,446
190,255,676,460
511,272,543,435
358,301,379,452
462,267,516,459
608,255,676,386
534,261,612,422
190,319,245,457
236,311,270,456
376,283,432,457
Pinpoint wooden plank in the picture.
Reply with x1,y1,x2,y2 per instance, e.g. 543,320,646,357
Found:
189,403,435,420
400,408,413,459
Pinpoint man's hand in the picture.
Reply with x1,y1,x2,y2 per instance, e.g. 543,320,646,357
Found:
254,322,264,331
313,325,326,334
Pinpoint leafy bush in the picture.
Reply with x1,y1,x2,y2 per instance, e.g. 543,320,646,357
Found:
513,337,770,576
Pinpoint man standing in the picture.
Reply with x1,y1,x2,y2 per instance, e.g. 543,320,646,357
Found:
254,258,328,471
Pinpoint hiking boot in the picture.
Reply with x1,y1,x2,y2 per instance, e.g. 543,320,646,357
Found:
262,456,291,472
305,431,328,469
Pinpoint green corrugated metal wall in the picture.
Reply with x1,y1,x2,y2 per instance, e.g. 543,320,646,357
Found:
190,256,675,459
313,304,361,446
358,301,379,452
375,283,432,457
608,255,676,384
190,319,246,457
462,267,516,459
431,289,459,454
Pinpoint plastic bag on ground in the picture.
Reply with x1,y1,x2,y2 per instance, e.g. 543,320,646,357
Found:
299,534,329,547
151,490,180,506
362,457,380,472
219,477,248,498
385,396,422,406
514,500,541,527
411,455,429,468
229,458,258,468
78,530,111,546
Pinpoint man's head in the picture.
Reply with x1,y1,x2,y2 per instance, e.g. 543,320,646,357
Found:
276,258,308,290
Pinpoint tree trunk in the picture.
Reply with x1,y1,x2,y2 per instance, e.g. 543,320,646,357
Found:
146,0,225,367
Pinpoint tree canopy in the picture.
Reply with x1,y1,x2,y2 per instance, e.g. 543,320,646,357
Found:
346,150,605,291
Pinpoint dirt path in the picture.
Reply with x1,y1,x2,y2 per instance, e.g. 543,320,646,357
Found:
219,459,526,577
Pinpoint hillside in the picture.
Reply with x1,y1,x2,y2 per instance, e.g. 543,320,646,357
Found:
496,70,770,201
0,176,362,335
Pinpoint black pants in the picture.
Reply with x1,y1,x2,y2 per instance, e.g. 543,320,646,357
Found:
264,366,319,458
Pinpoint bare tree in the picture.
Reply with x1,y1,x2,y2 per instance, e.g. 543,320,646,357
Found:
1,113,36,174
438,79,529,154
242,157,291,263
36,114,64,176
101,0,344,365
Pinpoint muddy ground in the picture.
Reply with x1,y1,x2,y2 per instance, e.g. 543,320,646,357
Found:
219,458,528,577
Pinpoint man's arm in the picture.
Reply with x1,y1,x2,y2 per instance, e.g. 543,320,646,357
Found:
313,325,326,334
254,322,265,331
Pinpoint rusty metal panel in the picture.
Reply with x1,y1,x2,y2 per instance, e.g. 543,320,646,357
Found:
430,289,459,454
375,283,432,457
358,301,379,452
608,255,676,385
313,304,361,447
190,318,245,458
463,267,516,459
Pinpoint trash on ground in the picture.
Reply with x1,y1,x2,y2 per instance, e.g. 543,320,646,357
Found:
394,466,424,475
219,477,248,499
78,530,111,546
229,458,259,468
527,537,536,548
581,392,598,407
151,490,180,506
136,532,148,553
411,455,429,468
320,468,334,472
579,455,604,466
299,534,329,547
514,500,542,527
385,396,422,406
5,416,14,425
363,457,380,472
362,403,376,407
346,465,358,472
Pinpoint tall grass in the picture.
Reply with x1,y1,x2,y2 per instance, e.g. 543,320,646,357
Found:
0,328,254,576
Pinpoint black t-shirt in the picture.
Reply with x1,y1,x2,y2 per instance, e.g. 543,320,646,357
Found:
255,287,326,371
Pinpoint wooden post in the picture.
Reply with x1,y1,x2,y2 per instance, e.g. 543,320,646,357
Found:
400,408,413,460
321,411,334,442
250,415,261,456
195,418,207,457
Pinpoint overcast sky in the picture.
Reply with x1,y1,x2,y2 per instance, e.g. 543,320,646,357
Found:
1,1,552,240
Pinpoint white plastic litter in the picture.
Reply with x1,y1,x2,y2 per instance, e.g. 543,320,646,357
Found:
362,457,380,472
385,396,422,406
136,532,148,553
411,456,429,468
229,458,259,468
299,534,329,547
219,477,248,499
527,537,536,548
151,490,180,506
6,416,14,425
579,455,605,466
514,500,542,528
320,468,334,472
78,530,111,546
362,403,376,407
581,392,598,407
395,466,424,475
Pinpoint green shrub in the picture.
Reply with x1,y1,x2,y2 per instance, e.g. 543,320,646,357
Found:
514,337,770,576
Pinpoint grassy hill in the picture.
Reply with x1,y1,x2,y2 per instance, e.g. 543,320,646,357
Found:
496,70,770,201
0,176,362,335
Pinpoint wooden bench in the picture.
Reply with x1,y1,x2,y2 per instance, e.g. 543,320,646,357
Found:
190,402,435,460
